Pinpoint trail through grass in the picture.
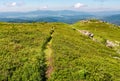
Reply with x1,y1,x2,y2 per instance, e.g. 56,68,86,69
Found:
1,21,120,81
44,28,54,79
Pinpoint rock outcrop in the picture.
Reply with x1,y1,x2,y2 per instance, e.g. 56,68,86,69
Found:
106,40,119,48
78,30,94,38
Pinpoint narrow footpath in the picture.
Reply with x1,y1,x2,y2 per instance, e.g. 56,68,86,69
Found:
44,28,54,79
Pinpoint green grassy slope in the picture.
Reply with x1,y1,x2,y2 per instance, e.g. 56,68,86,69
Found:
0,22,52,81
73,19,120,41
73,19,120,57
49,23,120,81
0,21,120,81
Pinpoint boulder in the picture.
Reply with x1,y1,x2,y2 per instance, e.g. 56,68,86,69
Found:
106,40,118,48
78,30,94,38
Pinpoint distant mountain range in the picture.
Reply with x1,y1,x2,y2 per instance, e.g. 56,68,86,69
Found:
0,10,120,25
102,14,120,25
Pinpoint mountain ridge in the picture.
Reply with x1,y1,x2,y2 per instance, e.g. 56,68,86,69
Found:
0,10,120,25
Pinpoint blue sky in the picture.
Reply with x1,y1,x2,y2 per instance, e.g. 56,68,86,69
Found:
0,0,120,12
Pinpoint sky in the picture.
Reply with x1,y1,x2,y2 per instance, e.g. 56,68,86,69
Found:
0,0,120,12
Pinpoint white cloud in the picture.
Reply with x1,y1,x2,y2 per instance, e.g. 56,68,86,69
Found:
37,6,48,10
11,2,17,6
42,6,48,9
5,2,24,7
74,3,85,9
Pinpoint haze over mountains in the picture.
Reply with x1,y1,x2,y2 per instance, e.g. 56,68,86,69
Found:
0,10,120,25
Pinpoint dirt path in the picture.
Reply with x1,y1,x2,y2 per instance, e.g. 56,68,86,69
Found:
44,28,54,78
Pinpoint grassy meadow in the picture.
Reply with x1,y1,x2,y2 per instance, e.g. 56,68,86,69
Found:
0,20,120,81
0,22,53,81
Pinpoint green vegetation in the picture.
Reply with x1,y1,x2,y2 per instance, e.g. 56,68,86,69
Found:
0,22,53,81
0,20,120,81
49,22,120,81
73,19,120,41
73,19,120,55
